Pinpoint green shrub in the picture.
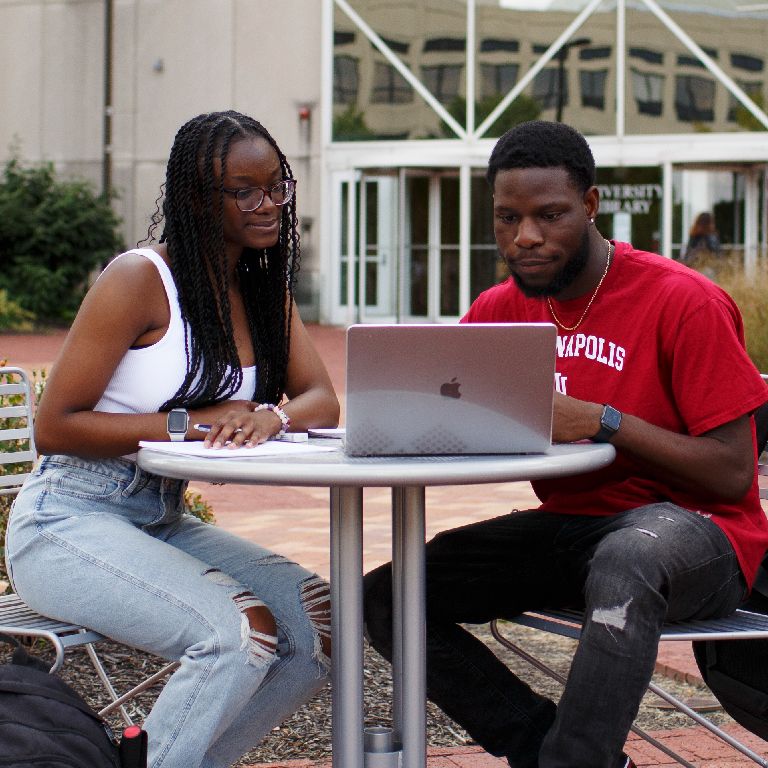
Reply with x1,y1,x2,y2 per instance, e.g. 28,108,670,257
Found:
184,488,217,525
333,103,376,141
442,94,542,138
0,365,46,593
0,152,125,321
0,289,35,331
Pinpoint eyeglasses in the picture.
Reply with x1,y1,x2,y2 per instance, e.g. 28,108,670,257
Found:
223,179,296,212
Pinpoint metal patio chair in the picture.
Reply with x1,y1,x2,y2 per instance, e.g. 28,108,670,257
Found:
492,608,768,768
0,366,178,726
490,389,768,768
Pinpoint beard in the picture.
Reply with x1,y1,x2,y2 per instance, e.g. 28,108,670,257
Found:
506,225,592,299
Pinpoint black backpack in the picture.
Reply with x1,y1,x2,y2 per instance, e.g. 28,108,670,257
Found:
692,399,768,739
0,632,124,767
693,561,768,739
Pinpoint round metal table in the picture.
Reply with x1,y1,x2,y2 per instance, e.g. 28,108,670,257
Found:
138,442,615,768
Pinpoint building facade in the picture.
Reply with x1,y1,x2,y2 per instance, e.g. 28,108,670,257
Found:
2,0,766,325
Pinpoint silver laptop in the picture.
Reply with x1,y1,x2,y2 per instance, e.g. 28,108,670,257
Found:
345,323,557,456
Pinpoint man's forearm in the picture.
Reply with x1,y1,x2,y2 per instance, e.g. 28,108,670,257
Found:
553,392,755,502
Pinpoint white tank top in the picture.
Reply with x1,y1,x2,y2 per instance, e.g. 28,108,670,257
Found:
94,248,256,416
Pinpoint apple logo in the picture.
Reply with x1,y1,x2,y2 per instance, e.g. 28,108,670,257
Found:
440,377,461,399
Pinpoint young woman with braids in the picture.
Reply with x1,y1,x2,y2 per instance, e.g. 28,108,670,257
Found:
6,111,339,768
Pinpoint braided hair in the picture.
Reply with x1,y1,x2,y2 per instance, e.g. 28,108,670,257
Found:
147,111,299,411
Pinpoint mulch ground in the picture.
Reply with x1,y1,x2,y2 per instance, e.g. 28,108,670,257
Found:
1,622,731,766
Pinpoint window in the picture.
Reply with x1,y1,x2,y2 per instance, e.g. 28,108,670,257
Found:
677,50,716,68
421,65,462,104
334,56,359,105
631,69,664,116
532,68,567,110
728,81,763,121
423,38,466,53
334,31,355,46
675,75,715,121
580,46,611,61
480,63,519,98
732,53,764,73
371,62,413,104
374,37,409,55
629,47,663,65
480,38,519,53
580,70,607,110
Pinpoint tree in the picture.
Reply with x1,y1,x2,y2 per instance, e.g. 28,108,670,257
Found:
333,103,376,141
0,153,124,321
442,93,542,138
735,92,768,132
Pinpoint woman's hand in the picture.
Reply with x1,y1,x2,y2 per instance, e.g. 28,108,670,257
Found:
189,401,283,449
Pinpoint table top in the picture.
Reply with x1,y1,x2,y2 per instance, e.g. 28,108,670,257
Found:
137,441,615,488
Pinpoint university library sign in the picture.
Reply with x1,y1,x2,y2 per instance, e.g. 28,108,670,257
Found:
597,184,663,215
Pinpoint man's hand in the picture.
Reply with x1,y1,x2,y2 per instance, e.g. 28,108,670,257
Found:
552,391,756,502
552,392,603,443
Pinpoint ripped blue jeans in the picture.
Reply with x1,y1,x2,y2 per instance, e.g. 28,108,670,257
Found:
364,503,746,768
6,455,331,768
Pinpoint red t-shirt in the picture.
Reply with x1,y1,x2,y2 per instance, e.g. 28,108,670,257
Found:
463,241,768,586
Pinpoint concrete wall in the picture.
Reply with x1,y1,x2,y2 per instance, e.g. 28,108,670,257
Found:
0,0,324,312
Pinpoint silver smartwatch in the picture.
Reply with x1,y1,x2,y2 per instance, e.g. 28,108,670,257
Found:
167,408,189,442
591,404,622,443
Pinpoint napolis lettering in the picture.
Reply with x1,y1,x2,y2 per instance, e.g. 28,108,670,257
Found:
556,334,625,371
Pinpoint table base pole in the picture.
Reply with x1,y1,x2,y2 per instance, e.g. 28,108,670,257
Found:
392,486,427,768
331,486,365,768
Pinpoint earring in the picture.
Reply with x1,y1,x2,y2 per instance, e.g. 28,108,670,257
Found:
589,218,595,225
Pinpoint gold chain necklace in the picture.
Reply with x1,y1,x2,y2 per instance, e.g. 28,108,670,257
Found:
547,242,613,332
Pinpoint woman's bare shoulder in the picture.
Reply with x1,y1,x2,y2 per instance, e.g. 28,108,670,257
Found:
98,246,170,283
79,247,172,335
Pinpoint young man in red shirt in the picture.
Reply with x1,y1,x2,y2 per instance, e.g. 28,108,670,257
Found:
364,121,768,768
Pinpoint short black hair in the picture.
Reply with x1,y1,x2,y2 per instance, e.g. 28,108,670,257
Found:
486,121,596,195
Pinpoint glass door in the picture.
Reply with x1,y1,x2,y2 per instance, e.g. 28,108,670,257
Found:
359,175,399,322
330,167,505,325
401,172,462,322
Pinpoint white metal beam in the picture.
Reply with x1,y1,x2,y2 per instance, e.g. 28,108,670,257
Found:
745,167,759,278
333,0,467,139
473,0,607,139
662,160,673,258
640,0,768,131
616,0,625,138
466,0,476,137
459,164,471,317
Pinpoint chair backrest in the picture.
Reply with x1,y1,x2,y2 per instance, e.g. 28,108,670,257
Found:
0,366,37,496
758,375,768,503
756,375,768,457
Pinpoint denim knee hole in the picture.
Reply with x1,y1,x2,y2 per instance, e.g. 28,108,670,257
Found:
202,568,277,666
299,575,331,672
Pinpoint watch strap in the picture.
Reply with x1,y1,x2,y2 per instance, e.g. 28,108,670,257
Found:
167,408,189,442
591,404,622,443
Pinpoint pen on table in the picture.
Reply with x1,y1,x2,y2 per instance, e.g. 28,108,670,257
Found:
193,424,308,442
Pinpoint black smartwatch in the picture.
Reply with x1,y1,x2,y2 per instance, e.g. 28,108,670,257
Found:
167,408,189,442
591,404,622,443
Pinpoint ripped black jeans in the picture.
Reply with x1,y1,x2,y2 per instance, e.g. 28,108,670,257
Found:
364,503,746,768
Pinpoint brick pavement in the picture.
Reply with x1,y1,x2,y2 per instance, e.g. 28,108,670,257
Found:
243,725,768,768
4,327,767,767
